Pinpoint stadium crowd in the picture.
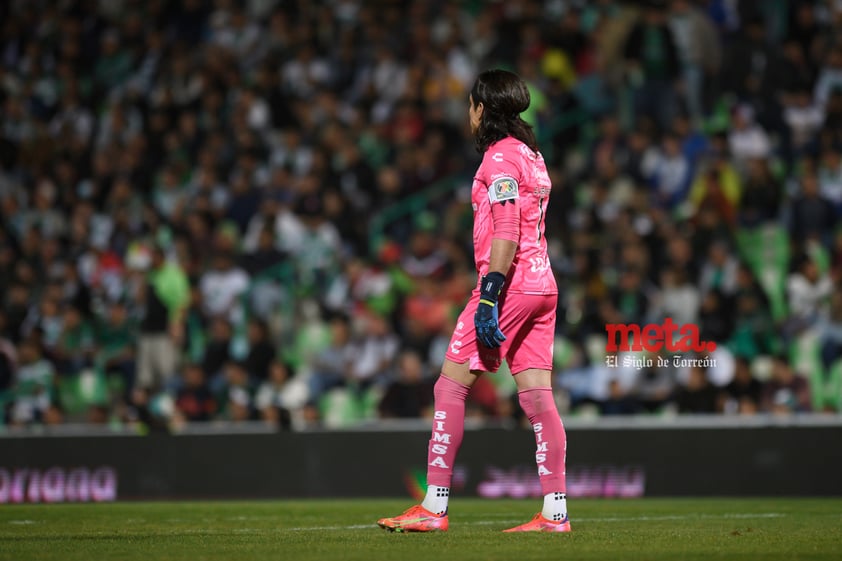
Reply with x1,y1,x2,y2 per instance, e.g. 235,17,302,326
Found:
1,0,842,432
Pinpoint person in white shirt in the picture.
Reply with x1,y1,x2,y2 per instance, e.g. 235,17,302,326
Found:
786,254,833,335
728,104,771,173
199,252,250,322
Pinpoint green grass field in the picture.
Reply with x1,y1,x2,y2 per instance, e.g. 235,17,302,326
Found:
1,498,840,561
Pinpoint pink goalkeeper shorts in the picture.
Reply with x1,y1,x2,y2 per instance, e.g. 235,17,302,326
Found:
445,291,557,375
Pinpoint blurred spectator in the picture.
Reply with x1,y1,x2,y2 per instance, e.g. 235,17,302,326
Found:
653,266,699,326
787,1,825,65
783,86,824,157
761,355,812,414
0,315,15,393
174,363,216,423
241,225,287,276
830,229,842,280
220,361,255,422
634,357,677,413
348,312,400,392
308,313,356,403
325,252,412,319
53,305,94,376
606,266,651,326
21,293,64,351
719,356,763,415
786,253,833,334
728,104,772,173
668,0,721,125
243,318,276,382
817,147,842,212
623,3,681,128
813,47,842,112
601,377,641,416
790,171,837,246
587,115,626,186
199,251,250,322
823,88,842,134
728,264,779,360
400,229,449,279
8,339,55,426
643,133,692,210
698,240,739,297
255,361,308,430
378,349,435,419
721,16,774,107
290,193,343,297
738,159,782,227
201,318,233,383
819,292,842,371
687,146,742,225
136,246,189,393
402,275,456,342
225,170,263,235
675,364,718,414
698,289,735,346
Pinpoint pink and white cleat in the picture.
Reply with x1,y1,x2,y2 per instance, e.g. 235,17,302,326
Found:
503,512,571,533
377,505,449,533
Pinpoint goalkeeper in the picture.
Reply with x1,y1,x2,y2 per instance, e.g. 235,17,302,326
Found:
378,69,570,533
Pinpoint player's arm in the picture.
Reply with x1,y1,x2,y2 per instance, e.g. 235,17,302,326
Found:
487,170,521,278
488,238,517,277
475,173,521,348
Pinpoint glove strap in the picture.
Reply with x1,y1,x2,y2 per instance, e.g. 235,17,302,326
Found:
479,272,506,306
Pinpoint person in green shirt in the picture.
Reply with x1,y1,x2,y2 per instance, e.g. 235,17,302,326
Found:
136,246,190,393
54,305,95,375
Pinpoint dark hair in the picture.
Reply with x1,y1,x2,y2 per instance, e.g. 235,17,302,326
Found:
470,69,538,154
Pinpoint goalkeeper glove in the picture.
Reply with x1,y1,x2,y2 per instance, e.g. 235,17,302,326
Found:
475,272,507,348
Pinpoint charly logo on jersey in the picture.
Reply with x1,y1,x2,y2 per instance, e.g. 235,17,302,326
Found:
492,152,504,162
488,176,519,205
450,321,466,354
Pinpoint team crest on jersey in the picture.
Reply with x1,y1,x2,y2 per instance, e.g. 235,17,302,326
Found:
489,176,519,205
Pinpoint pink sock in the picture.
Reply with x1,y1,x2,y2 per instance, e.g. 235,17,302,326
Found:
426,375,470,487
518,387,567,494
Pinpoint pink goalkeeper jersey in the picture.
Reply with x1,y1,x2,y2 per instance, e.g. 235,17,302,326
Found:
472,136,557,295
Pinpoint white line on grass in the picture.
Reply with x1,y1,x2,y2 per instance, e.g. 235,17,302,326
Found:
285,524,378,532
574,513,786,523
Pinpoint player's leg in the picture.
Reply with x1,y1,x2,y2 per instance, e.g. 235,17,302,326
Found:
502,367,570,532
499,294,570,532
378,291,506,532
422,359,479,515
377,359,481,532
